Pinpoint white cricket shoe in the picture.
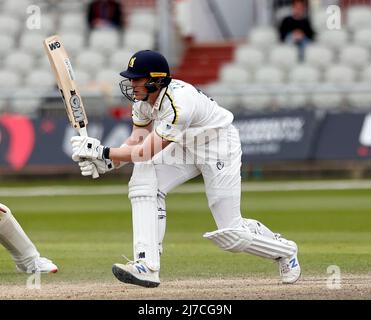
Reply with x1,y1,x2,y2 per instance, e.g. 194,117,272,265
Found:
16,257,58,274
112,260,160,288
277,239,301,284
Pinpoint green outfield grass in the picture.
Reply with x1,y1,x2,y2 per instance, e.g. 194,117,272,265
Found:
0,186,370,285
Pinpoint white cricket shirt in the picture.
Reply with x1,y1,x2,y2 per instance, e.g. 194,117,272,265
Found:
131,79,234,143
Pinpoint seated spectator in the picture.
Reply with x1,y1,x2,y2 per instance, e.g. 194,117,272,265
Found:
87,0,123,30
279,0,315,61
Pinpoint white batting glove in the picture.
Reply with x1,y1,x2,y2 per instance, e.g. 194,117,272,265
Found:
78,159,114,176
71,136,105,162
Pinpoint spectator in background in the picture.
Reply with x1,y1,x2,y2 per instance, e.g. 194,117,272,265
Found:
279,0,315,61
87,0,123,30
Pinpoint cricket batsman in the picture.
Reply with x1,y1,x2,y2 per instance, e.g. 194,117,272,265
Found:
70,50,301,288
0,203,58,273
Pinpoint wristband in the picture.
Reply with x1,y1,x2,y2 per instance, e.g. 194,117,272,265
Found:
103,146,111,160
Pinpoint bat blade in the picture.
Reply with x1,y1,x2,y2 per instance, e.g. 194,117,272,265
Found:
44,35,99,178
43,35,88,130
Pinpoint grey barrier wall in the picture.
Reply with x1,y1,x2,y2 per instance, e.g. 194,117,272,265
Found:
233,110,319,163
0,110,370,172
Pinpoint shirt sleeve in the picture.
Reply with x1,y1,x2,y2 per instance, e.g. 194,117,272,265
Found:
132,103,152,127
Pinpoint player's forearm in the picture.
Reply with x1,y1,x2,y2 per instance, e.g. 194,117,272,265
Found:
108,132,168,163
108,144,152,162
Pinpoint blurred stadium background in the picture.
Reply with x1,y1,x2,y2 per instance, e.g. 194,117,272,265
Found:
0,0,371,180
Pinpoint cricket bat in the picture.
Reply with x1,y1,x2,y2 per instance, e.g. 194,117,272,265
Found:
43,35,99,178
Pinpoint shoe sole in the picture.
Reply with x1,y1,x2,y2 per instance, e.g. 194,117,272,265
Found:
282,270,301,284
112,265,160,288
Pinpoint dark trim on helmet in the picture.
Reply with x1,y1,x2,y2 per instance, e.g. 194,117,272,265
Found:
120,70,148,79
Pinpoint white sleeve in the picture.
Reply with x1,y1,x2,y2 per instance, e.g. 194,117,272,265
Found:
132,103,151,127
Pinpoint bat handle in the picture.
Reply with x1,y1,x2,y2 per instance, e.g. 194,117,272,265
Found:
78,127,100,179
91,165,100,179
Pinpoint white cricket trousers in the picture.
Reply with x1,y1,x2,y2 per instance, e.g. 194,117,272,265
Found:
152,124,244,230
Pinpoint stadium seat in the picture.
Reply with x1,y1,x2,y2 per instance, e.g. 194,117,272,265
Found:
90,30,120,55
4,51,34,75
59,13,86,32
0,34,15,58
0,15,21,36
325,65,356,83
19,33,46,56
339,45,370,70
248,27,279,51
0,70,21,88
95,69,122,86
269,45,298,71
36,54,52,69
72,68,92,87
312,9,329,32
255,66,285,84
39,14,56,35
2,0,30,17
354,29,371,50
25,70,55,89
127,9,157,32
286,91,310,109
347,5,371,31
219,64,251,84
305,45,335,70
110,49,135,71
56,0,86,13
205,83,243,110
234,45,265,71
318,29,349,51
311,92,344,110
76,50,105,74
11,89,42,116
241,89,272,111
123,29,155,51
348,90,371,110
59,32,85,57
288,65,321,83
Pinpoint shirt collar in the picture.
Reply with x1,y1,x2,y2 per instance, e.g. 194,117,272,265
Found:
153,87,167,110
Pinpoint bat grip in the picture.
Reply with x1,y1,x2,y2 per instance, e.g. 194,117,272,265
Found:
78,127,100,179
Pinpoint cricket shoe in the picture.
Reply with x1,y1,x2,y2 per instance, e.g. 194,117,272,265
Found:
112,260,160,288
16,257,58,274
276,238,301,284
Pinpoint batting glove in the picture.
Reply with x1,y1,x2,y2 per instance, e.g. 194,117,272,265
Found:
78,159,114,176
71,136,107,162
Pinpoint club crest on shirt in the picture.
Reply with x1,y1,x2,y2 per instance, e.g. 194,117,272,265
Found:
216,161,224,170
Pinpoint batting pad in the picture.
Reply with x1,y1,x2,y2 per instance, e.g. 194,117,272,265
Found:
0,203,39,266
204,228,296,260
128,163,160,271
